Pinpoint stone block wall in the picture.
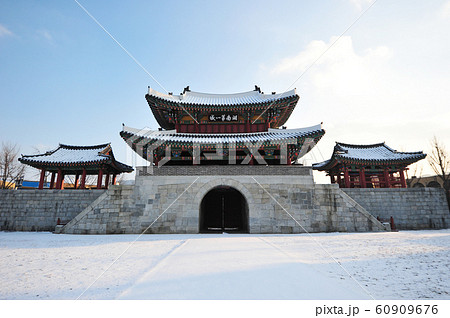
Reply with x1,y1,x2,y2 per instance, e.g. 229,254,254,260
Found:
4,168,447,234
60,173,387,234
60,186,137,234
0,189,105,231
342,188,450,230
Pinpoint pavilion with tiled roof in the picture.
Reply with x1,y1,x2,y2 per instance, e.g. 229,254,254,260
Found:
122,86,325,165
146,86,299,133
313,142,426,188
19,143,133,190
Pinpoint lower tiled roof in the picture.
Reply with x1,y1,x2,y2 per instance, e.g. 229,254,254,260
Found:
313,142,426,170
19,143,133,172
121,124,324,145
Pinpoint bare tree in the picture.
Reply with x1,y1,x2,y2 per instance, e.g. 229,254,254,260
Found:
0,143,26,189
406,162,424,188
428,136,450,206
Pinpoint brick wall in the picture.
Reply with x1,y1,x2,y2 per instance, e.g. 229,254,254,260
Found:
0,189,105,231
138,165,312,176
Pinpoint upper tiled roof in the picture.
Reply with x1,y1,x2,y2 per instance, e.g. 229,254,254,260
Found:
313,142,426,170
147,87,297,106
19,144,133,172
121,124,324,145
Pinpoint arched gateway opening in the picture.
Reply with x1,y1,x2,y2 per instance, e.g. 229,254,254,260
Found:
199,186,249,233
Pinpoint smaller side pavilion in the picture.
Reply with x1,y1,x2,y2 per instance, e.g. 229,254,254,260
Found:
313,142,426,188
19,143,133,189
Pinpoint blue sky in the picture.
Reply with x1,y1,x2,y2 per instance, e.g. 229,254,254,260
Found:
1,0,450,181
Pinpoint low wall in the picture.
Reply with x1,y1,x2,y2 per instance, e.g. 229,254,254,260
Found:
3,177,448,234
342,188,450,230
0,189,105,231
60,175,387,234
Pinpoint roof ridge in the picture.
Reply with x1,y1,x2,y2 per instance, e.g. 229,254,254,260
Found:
336,142,386,149
59,143,111,150
147,87,298,105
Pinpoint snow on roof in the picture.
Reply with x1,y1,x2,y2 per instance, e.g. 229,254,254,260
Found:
335,142,425,161
19,144,133,172
147,87,297,106
20,144,111,165
313,142,426,169
122,124,323,145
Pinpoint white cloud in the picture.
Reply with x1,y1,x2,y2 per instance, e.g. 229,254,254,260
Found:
0,24,13,37
265,35,450,178
348,0,375,11
439,1,450,19
36,29,53,43
271,36,393,99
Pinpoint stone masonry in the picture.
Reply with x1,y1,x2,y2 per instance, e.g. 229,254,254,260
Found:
342,188,450,230
2,166,448,234
60,166,388,234
0,189,105,231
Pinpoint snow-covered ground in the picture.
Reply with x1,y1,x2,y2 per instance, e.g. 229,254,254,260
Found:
0,230,449,300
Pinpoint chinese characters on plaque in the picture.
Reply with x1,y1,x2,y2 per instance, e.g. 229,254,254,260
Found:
208,113,239,122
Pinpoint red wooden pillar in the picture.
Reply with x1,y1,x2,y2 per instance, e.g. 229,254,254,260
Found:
112,174,117,185
49,172,56,189
287,154,291,165
80,168,87,189
330,175,335,184
336,174,342,187
56,169,64,190
343,167,350,188
194,114,199,133
245,114,250,132
399,168,407,188
104,173,110,189
96,169,104,189
383,167,391,188
38,169,46,190
359,167,367,188
74,173,80,189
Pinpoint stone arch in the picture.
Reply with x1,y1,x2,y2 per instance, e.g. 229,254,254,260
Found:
427,181,441,188
194,178,255,233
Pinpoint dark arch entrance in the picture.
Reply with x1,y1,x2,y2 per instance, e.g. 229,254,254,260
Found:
199,186,249,233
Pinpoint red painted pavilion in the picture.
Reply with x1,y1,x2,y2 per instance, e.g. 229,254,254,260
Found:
19,143,133,189
313,142,426,188
120,86,325,165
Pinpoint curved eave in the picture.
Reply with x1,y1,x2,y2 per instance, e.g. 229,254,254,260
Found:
336,153,427,166
110,160,134,173
314,153,426,171
275,95,299,127
120,126,324,146
312,159,338,171
18,157,110,170
19,158,133,173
